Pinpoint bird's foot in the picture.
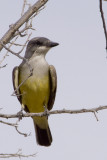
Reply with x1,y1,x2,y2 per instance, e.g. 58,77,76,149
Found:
17,108,24,120
43,106,49,118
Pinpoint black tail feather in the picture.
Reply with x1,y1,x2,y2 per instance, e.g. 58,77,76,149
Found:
34,123,52,146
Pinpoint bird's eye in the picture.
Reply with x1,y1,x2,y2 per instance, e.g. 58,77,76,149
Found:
36,41,42,46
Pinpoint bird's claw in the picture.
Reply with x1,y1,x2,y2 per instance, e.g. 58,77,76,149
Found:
17,109,24,120
43,107,49,118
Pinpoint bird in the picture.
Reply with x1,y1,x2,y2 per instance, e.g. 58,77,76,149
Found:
12,37,59,146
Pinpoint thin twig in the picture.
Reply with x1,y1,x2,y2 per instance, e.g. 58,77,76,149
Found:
9,42,26,46
99,0,107,50
93,111,99,121
16,33,32,55
0,42,26,60
0,120,17,127
0,118,30,137
0,53,9,65
0,64,7,69
15,126,31,137
0,149,36,158
21,0,27,16
13,26,34,38
0,50,9,68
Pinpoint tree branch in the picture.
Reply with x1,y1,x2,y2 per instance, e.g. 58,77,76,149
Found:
99,0,107,50
0,105,107,119
0,42,26,61
0,64,7,69
0,120,17,127
15,125,31,137
0,0,48,51
0,149,36,158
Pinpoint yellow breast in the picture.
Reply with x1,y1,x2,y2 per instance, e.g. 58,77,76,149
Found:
19,75,50,113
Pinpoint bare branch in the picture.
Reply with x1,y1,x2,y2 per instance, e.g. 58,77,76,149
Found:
21,0,27,16
9,42,26,47
15,126,30,137
0,0,48,51
0,64,7,69
0,33,31,57
0,120,17,127
5,36,19,55
13,25,35,38
16,126,31,137
99,0,107,50
0,42,26,61
0,149,36,158
0,105,107,119
93,111,99,121
0,118,30,137
14,119,31,137
0,52,9,67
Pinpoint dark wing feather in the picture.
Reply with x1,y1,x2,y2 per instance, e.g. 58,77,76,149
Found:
48,65,57,110
12,66,22,104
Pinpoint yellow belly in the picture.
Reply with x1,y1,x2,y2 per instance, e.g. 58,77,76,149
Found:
19,75,50,113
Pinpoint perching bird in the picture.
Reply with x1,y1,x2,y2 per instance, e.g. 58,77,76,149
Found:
12,37,59,146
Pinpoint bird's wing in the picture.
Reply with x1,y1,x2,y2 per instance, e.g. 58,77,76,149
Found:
48,65,57,110
12,66,22,104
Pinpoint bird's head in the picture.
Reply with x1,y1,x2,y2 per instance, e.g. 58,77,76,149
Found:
25,37,59,59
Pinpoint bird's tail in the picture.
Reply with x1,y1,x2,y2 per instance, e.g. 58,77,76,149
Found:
33,118,52,146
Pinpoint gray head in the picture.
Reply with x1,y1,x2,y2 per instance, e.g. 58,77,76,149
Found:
24,37,59,59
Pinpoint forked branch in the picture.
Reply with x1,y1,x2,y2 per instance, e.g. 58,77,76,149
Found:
0,0,48,51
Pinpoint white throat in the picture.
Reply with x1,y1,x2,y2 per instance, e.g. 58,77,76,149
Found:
33,46,50,57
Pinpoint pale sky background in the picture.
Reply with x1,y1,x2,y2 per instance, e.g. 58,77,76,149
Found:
0,0,107,160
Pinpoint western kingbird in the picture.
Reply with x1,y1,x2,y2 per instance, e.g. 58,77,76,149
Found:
12,37,59,146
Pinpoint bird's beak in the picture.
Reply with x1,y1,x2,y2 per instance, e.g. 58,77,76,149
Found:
48,41,59,48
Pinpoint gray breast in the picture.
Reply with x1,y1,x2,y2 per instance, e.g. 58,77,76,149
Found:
28,55,49,78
